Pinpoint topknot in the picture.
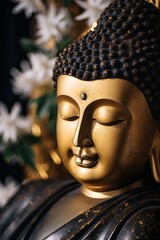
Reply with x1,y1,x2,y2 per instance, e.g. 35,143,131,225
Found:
52,0,160,120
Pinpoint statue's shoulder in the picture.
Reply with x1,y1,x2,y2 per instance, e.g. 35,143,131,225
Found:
116,202,160,240
0,179,79,240
114,184,160,240
0,181,160,240
44,184,160,240
99,184,160,240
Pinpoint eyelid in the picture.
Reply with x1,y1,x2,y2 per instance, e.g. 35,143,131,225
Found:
93,105,129,125
96,119,125,126
61,115,79,121
58,100,79,121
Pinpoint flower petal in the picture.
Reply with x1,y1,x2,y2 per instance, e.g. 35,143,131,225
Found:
10,103,22,121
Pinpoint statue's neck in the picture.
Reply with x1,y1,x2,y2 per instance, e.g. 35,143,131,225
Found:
81,178,146,199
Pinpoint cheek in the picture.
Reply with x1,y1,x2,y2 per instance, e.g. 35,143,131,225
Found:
57,117,75,156
57,118,68,154
115,125,156,171
57,123,70,169
126,122,156,161
93,124,129,161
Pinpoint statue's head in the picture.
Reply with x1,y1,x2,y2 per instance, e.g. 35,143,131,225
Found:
53,0,160,193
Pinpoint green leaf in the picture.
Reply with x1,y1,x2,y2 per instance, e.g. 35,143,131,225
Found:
17,141,37,170
46,117,57,136
29,93,50,119
0,138,3,145
47,95,57,134
36,95,50,119
60,0,74,6
22,134,40,144
19,38,55,56
3,140,37,170
56,35,73,54
29,91,57,119
3,143,21,165
29,91,57,136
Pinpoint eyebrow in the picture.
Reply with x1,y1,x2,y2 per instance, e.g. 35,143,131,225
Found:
57,95,78,104
57,95,131,114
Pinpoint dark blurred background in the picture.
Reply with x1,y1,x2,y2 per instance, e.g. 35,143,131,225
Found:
0,0,30,183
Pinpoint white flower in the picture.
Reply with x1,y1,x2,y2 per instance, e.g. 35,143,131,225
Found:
0,102,32,143
75,0,113,27
11,53,56,97
36,4,72,44
29,53,56,83
12,0,45,18
0,178,19,208
11,61,37,97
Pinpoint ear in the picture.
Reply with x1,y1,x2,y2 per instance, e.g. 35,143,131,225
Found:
150,128,160,183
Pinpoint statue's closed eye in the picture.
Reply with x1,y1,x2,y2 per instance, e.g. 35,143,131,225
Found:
93,105,128,126
95,119,125,126
58,101,79,121
61,116,79,121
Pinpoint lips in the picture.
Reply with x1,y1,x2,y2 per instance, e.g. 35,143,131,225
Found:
75,154,98,168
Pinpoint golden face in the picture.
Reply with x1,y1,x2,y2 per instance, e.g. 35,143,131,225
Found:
57,75,158,192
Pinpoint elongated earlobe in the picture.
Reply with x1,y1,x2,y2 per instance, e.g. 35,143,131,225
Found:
151,130,160,183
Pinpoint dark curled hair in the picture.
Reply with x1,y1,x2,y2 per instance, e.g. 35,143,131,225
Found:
52,0,160,120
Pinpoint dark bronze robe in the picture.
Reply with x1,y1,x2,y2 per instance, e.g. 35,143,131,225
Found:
0,179,160,240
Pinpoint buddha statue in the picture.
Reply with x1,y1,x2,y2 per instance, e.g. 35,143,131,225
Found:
1,0,160,239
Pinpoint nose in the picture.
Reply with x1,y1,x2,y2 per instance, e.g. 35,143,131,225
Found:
81,138,93,147
73,116,93,147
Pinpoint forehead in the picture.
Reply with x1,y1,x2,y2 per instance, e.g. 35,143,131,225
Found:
57,75,147,110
